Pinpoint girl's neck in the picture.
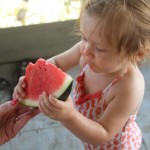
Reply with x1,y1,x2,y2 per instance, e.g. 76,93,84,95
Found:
96,65,132,79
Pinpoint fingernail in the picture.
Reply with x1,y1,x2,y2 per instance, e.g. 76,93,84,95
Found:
11,99,18,106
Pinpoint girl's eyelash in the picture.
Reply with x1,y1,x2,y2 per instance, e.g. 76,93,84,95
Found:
96,47,106,52
80,33,106,52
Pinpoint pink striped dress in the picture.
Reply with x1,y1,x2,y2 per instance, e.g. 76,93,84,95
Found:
73,65,142,150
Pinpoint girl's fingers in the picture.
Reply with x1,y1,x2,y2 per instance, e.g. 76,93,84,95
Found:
39,94,53,114
12,86,19,99
13,76,26,99
12,85,24,100
49,95,65,109
17,85,26,98
19,76,26,87
39,92,61,115
46,94,64,112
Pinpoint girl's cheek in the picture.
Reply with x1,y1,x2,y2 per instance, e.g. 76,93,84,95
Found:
80,42,85,54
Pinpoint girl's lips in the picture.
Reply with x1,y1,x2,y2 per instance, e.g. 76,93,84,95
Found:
88,62,94,68
88,63,101,73
89,63,95,70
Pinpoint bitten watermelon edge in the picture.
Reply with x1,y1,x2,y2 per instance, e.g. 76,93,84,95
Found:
19,58,73,107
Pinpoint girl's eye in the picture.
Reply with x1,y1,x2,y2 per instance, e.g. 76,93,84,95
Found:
96,47,106,52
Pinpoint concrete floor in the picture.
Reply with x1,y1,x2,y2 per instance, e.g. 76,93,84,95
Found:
0,64,150,150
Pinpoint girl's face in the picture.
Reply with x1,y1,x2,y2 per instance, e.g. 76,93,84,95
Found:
80,12,128,76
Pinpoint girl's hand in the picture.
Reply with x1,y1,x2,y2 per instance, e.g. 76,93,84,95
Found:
13,76,26,100
0,100,39,145
38,92,75,121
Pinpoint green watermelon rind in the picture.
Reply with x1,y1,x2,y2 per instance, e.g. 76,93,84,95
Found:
53,75,73,98
19,74,73,107
19,98,39,107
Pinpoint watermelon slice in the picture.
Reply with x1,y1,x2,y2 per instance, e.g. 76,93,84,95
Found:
19,58,73,107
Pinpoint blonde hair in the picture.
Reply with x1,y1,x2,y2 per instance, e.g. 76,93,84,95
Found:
80,0,150,63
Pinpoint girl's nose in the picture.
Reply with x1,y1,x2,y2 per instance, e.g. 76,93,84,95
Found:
82,43,94,58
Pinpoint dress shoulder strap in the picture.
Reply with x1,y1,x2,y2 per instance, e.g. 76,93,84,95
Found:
103,72,126,96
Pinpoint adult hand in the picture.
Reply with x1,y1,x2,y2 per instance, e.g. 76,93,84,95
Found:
0,100,39,145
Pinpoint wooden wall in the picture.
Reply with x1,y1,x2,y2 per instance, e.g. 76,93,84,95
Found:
0,20,79,64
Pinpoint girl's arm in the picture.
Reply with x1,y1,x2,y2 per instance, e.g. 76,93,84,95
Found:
39,94,111,145
39,77,143,146
61,109,110,145
46,41,81,71
60,80,143,146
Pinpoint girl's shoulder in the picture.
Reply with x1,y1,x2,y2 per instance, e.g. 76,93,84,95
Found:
114,66,144,97
122,65,144,93
108,65,145,114
112,64,144,90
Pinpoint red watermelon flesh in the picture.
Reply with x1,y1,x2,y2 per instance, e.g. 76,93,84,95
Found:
19,58,73,107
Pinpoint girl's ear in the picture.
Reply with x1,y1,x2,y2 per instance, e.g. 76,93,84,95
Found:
137,51,144,61
129,51,143,63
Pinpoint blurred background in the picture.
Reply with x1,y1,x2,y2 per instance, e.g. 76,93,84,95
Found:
0,0,81,28
0,0,150,150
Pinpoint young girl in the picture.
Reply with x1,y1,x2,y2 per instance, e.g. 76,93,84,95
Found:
13,0,150,149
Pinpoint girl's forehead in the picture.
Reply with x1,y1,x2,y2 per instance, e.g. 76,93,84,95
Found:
80,12,99,34
80,13,101,41
80,12,110,48
80,12,119,53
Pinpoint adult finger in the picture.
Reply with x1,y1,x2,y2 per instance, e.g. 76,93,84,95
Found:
0,101,20,116
14,108,40,132
15,106,37,117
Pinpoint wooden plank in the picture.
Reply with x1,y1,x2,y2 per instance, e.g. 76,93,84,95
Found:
0,20,79,64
